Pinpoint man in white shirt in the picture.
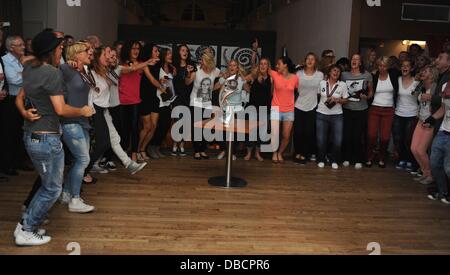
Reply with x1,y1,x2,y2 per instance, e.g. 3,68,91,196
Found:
0,35,31,176
427,81,450,204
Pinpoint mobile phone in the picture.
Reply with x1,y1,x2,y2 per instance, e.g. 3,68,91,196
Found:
25,98,38,114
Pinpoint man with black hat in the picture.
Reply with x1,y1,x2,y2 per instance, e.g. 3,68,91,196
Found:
14,30,93,246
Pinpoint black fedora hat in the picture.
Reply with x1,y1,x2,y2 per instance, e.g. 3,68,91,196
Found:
32,30,64,58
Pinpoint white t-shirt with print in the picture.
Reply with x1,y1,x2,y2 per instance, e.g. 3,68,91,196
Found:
190,67,221,109
317,80,349,115
157,68,177,108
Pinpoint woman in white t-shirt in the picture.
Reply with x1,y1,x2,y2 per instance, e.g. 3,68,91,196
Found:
367,56,401,168
316,64,349,169
294,52,324,165
87,46,147,177
151,48,177,158
186,52,221,160
392,60,419,171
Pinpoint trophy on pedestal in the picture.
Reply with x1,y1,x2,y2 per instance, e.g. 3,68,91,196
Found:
219,74,239,128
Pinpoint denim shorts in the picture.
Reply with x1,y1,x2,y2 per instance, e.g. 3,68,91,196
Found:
271,109,295,122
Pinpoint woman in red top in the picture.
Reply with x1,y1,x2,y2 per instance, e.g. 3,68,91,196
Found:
269,57,299,163
119,41,144,162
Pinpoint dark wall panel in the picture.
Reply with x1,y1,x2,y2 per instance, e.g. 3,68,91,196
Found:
118,25,277,67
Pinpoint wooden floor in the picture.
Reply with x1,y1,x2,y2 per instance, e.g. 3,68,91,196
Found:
1,154,450,255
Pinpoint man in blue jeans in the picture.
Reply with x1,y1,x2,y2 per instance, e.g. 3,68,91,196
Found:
426,81,450,204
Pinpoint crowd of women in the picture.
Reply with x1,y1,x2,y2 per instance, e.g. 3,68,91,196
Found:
2,29,449,246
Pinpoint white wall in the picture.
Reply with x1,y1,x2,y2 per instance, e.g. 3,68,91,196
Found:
246,0,354,64
56,0,119,45
22,0,119,44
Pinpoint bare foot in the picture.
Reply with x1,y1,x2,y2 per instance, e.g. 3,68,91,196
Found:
278,153,285,163
272,153,279,163
244,152,252,161
255,153,264,162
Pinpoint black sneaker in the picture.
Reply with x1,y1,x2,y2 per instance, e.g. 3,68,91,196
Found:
427,192,441,201
101,161,117,172
441,195,450,205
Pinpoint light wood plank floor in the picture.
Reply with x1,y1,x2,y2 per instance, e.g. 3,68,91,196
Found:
1,156,450,255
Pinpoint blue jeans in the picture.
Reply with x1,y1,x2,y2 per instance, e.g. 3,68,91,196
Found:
316,113,344,163
430,131,450,196
22,132,64,232
62,124,90,198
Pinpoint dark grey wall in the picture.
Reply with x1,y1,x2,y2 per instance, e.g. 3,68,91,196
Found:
118,25,277,67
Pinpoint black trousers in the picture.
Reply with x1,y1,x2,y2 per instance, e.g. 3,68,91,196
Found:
151,106,171,146
86,105,111,172
293,108,316,158
119,104,139,153
393,115,418,164
343,108,368,164
0,96,25,171
104,105,122,161
191,106,211,153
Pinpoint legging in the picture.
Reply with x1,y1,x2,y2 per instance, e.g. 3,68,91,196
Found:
393,115,418,164
120,104,140,153
86,104,111,173
411,122,434,177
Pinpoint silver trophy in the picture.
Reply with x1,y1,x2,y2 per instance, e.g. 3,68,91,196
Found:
219,75,239,128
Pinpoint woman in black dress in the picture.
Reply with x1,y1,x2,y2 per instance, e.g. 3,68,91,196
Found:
138,43,163,161
245,58,273,161
172,44,194,156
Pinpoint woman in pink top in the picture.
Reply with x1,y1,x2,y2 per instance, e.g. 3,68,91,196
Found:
269,56,299,163
119,41,144,162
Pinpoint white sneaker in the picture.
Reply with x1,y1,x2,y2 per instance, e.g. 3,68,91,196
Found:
332,163,339,170
59,191,71,205
310,155,317,161
15,228,51,246
91,164,109,174
127,161,147,175
14,223,46,238
179,147,187,157
69,198,95,213
343,161,350,167
217,151,226,160
355,163,363,170
318,162,325,168
233,155,237,161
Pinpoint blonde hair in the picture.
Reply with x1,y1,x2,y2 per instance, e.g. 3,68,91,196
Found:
376,56,390,69
228,59,246,78
201,52,216,71
66,42,87,62
423,65,439,82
